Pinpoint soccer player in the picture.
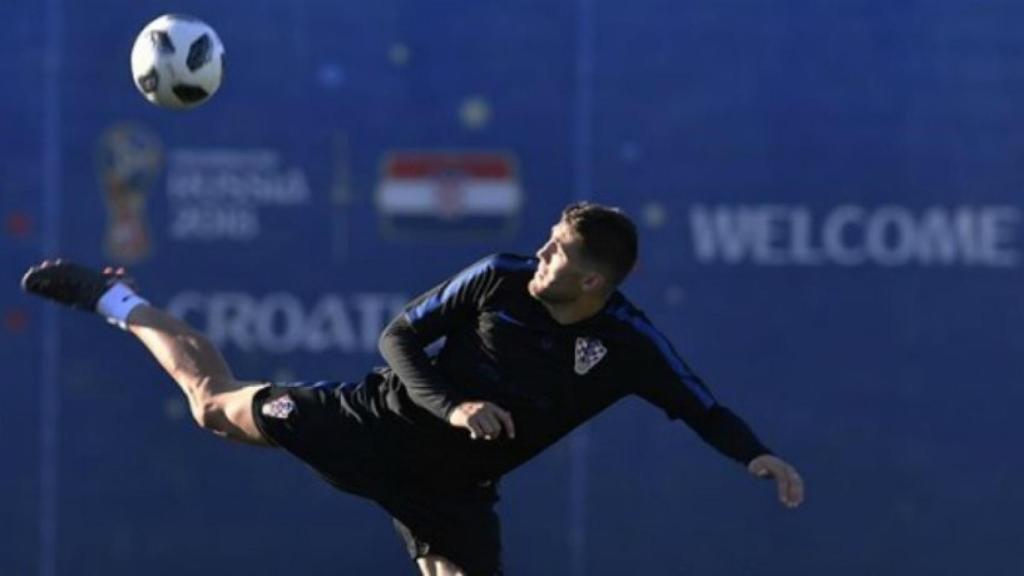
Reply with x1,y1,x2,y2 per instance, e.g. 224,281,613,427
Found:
22,202,803,576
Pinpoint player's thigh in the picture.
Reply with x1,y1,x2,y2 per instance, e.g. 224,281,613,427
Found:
213,382,271,446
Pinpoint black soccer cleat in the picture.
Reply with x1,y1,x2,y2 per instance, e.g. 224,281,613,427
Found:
21,260,118,312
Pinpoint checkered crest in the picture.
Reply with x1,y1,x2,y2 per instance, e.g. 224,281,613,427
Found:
574,337,607,375
261,394,296,420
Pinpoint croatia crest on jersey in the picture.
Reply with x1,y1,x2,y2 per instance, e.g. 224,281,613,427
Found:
575,337,607,375
261,394,296,420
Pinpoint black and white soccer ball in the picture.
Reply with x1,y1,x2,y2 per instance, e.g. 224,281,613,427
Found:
130,14,225,109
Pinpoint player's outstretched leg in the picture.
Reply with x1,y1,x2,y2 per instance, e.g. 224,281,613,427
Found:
22,259,268,445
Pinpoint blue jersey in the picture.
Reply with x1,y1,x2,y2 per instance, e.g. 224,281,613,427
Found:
376,253,770,482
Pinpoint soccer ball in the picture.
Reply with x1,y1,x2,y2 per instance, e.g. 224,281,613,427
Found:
130,14,225,109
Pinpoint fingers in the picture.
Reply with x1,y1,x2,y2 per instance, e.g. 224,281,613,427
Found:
462,402,516,441
776,471,789,504
471,410,502,440
785,469,804,508
493,405,516,439
462,408,495,440
749,456,804,508
776,466,804,508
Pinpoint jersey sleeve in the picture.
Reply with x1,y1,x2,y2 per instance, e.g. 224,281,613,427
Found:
401,255,505,341
378,254,508,420
623,317,773,465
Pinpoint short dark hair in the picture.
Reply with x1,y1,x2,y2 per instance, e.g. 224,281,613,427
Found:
560,202,638,287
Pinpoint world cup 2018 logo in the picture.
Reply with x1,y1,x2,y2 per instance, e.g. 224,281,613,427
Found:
97,123,162,264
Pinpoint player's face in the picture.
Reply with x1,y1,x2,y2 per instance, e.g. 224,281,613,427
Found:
528,222,600,303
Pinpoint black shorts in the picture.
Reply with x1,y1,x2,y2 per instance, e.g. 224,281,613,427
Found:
251,380,503,576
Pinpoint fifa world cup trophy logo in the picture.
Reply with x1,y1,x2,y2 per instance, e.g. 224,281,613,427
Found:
97,123,163,264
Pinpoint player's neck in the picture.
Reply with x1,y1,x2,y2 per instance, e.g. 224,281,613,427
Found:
541,293,608,325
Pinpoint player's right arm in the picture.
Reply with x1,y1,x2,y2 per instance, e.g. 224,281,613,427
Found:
379,254,517,439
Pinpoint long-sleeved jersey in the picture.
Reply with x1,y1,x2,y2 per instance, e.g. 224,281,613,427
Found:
373,253,770,483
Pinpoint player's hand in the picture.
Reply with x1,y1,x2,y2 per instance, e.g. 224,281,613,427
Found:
748,454,804,508
448,401,516,441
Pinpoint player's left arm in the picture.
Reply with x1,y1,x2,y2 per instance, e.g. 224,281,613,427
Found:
378,259,495,421
628,330,804,508
379,254,515,429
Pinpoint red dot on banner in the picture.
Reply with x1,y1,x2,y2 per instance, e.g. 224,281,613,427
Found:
6,213,32,237
5,310,28,333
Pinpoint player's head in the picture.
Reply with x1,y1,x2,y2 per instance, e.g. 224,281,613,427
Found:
528,202,638,304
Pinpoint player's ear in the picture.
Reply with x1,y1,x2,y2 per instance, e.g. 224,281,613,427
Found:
581,271,607,293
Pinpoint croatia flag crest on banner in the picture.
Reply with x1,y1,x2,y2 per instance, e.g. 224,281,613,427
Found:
375,151,523,239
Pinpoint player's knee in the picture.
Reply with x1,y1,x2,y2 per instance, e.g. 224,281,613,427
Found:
190,394,242,438
189,397,221,431
188,376,238,432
